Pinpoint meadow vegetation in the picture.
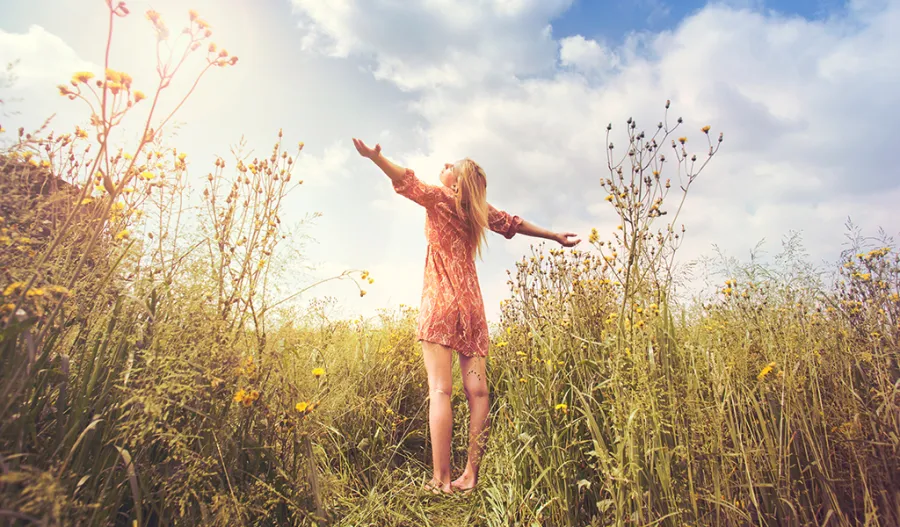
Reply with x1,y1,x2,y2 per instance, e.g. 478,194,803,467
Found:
0,3,897,526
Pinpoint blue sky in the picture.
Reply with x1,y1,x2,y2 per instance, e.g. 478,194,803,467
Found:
551,0,844,42
2,0,898,326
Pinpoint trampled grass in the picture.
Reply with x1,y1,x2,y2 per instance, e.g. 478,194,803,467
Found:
1,3,897,526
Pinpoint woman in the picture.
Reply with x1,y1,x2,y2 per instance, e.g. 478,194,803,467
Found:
352,138,580,495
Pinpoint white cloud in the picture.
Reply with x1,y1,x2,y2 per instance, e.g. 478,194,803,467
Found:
293,141,355,189
559,35,618,74
290,0,572,90
0,25,96,88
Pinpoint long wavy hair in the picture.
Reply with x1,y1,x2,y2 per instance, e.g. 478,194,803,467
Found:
453,158,490,260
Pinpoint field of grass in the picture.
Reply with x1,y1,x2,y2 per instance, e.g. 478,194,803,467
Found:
1,5,898,527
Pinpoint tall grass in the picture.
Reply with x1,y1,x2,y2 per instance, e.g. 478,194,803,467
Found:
1,2,898,526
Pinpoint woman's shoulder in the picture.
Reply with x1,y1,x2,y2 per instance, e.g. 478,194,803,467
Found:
430,189,464,222
430,185,457,205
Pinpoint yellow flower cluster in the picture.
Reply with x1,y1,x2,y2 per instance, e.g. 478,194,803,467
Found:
296,400,320,415
233,388,260,406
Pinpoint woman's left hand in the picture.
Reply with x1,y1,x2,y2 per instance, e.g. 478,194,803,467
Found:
554,232,581,247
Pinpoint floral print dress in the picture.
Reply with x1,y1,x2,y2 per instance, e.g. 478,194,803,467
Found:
392,168,523,358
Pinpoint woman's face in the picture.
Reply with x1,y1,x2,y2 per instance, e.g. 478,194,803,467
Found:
439,160,461,188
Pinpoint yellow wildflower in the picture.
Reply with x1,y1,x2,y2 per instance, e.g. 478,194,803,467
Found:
105,69,121,83
233,389,248,403
701,125,711,133
554,403,568,414
115,229,130,240
678,137,687,144
757,362,776,381
296,401,310,413
139,171,155,180
146,9,161,24
133,90,146,103
312,367,325,378
73,71,94,84
3,282,25,296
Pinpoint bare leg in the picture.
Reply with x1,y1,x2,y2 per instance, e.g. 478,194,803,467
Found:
421,340,454,494
451,352,490,491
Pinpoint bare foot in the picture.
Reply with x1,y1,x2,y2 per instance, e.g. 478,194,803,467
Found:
424,478,453,495
450,472,477,491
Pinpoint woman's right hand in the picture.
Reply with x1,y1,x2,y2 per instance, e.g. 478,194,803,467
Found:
352,138,381,160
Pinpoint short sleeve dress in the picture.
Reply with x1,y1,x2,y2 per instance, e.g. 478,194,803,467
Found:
392,168,524,358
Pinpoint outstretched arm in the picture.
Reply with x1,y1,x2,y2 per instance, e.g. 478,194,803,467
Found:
488,204,580,247
352,137,442,208
519,220,581,247
352,138,407,183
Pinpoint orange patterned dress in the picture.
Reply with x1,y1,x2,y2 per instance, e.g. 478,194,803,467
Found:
392,168,524,358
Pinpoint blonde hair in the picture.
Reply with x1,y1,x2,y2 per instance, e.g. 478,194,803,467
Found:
453,158,489,260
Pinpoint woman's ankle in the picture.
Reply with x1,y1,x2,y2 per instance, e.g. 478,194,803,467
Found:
458,469,478,481
431,472,451,484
